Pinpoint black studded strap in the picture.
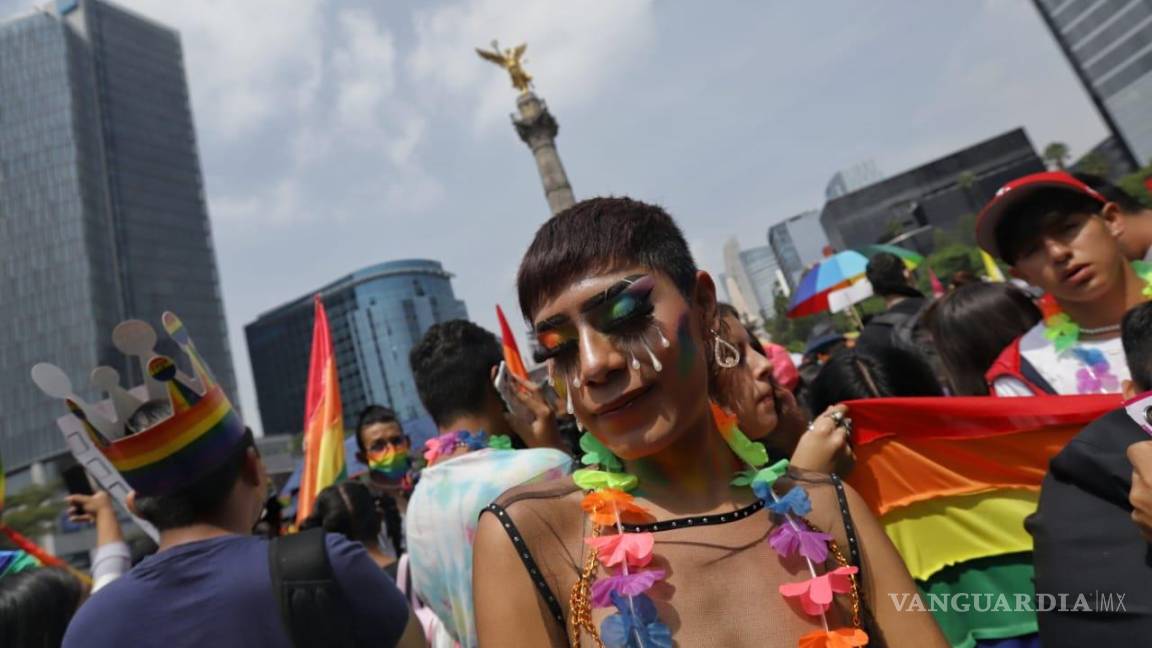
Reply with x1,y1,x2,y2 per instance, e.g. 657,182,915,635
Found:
830,473,863,584
484,503,566,628
620,499,765,533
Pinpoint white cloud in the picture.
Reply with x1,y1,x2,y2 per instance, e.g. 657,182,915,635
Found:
332,8,397,131
408,0,657,133
120,0,328,138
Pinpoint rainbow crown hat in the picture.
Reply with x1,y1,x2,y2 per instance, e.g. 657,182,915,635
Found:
31,312,246,497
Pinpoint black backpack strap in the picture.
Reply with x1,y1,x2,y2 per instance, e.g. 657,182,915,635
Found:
268,528,355,648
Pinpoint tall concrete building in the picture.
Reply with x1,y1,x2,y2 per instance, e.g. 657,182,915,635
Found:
768,210,830,291
246,260,467,438
722,240,782,323
1032,0,1152,168
825,160,884,201
820,129,1044,254
0,0,235,487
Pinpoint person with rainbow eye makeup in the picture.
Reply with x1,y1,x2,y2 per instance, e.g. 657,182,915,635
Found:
473,197,945,648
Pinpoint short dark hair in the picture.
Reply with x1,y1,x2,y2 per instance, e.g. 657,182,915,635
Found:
807,346,942,414
923,283,1042,395
133,428,256,531
1074,172,1146,213
0,567,83,648
517,197,698,321
1122,302,1152,391
354,405,401,456
865,252,911,297
410,320,502,427
995,188,1104,265
300,481,381,546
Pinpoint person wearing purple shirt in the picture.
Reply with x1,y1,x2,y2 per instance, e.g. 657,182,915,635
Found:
63,417,420,648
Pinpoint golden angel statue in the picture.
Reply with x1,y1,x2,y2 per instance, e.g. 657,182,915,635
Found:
476,40,533,93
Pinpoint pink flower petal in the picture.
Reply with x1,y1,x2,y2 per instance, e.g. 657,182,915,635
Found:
586,533,655,568
779,566,859,617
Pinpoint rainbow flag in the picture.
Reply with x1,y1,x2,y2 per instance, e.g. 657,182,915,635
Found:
847,394,1118,647
296,296,346,525
496,304,528,380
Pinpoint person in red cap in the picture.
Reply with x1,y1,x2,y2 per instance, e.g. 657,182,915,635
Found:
977,171,1149,396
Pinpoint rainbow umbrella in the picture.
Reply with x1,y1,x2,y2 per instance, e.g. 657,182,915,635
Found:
787,250,869,318
859,244,924,270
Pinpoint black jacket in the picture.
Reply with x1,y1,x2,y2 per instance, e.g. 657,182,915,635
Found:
1026,408,1152,645
856,296,926,351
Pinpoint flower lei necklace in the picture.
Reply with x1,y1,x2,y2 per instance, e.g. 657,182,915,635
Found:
1040,261,1152,394
567,404,868,648
421,429,513,465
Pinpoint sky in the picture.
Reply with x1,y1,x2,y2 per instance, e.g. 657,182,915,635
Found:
2,0,1110,433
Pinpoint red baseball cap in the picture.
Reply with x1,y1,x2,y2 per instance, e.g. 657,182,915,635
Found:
975,171,1106,260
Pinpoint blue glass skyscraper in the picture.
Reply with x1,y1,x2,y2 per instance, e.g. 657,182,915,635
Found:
0,0,236,479
246,260,468,438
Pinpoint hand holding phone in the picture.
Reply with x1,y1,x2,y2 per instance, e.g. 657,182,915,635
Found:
62,465,95,517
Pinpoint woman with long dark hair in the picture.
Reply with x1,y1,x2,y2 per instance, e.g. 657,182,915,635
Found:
923,283,1042,396
472,198,945,647
0,557,84,648
301,481,401,577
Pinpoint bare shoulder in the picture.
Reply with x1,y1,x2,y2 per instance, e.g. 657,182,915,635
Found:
490,480,586,560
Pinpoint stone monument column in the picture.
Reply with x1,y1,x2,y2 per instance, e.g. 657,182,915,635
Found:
513,92,575,215
476,41,576,216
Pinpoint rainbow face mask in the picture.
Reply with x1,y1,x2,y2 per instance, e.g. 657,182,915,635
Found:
367,446,410,480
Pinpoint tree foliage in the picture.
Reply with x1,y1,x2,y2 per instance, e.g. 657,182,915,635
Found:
1,482,64,540
1043,142,1070,170
1118,160,1152,208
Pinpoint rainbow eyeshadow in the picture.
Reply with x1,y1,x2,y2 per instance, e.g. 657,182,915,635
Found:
537,328,572,350
534,324,578,363
588,275,655,330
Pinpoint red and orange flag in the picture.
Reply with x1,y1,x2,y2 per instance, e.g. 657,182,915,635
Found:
496,304,529,380
296,296,347,525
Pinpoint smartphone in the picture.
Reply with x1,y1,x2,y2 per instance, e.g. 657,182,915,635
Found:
493,361,532,425
62,465,94,516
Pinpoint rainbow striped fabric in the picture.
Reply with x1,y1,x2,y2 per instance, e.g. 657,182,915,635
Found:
104,386,246,496
295,296,346,525
847,394,1118,647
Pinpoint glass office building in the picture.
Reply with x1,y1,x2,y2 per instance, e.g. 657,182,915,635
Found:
0,0,236,477
1033,0,1152,167
246,260,468,437
768,210,829,291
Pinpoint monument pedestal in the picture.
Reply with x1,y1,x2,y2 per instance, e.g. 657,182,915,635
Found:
513,92,575,216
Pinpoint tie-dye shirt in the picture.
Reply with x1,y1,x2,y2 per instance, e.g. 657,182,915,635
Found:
406,447,572,647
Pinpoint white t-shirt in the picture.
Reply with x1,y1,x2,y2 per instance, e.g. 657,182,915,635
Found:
993,322,1129,396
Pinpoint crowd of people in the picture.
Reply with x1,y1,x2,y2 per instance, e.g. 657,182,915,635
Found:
3,169,1152,647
